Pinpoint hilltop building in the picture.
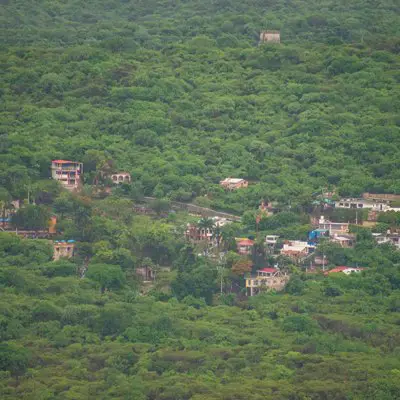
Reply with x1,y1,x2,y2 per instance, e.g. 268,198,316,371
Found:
259,30,280,43
51,160,83,190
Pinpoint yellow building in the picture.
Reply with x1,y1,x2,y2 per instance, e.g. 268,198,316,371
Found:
53,240,75,260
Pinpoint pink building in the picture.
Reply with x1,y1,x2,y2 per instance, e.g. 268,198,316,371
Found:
51,160,83,190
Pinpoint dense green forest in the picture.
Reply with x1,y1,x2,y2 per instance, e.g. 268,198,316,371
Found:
0,208,399,400
1,0,400,399
1,0,400,213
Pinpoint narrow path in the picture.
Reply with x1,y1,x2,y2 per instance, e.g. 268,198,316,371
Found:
142,197,242,221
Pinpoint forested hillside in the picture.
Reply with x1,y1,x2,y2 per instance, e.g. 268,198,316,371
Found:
1,1,400,399
1,0,400,212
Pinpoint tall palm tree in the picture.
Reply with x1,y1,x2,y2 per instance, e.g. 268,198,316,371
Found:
197,217,215,232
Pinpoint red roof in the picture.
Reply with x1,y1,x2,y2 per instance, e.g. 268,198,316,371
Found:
325,266,365,275
237,239,254,246
259,268,276,273
52,160,79,164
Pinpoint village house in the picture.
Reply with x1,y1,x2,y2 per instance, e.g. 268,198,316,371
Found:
330,233,355,248
236,238,254,255
111,172,131,184
53,240,75,260
245,268,289,296
219,178,248,190
335,198,389,211
185,217,231,243
373,232,400,249
363,193,400,203
136,266,155,282
185,224,213,242
259,30,281,43
324,266,365,275
51,160,83,190
265,235,279,250
335,196,400,214
318,216,349,234
280,240,314,261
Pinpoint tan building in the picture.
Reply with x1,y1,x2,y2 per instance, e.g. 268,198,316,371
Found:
318,216,349,234
260,30,281,43
51,160,83,190
220,178,248,190
53,240,75,260
245,268,289,296
280,240,314,262
136,266,155,282
111,173,131,184
363,193,400,203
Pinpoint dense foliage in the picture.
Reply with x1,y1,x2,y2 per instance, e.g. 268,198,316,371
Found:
0,229,399,400
1,0,400,214
1,0,400,399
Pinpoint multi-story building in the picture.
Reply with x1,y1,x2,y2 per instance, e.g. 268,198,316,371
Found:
236,238,254,255
245,268,289,296
185,224,214,242
281,240,314,261
318,216,349,234
265,235,279,247
51,160,83,190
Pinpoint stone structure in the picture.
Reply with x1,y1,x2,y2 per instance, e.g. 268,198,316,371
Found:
259,30,280,44
111,173,131,184
53,240,75,260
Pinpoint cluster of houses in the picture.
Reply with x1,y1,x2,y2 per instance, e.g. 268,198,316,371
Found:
2,158,400,297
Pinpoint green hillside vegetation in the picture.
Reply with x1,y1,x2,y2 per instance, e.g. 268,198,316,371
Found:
0,223,399,400
1,0,400,213
1,0,400,399
0,193,399,399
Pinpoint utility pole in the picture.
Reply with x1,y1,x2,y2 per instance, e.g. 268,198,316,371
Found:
322,253,326,272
